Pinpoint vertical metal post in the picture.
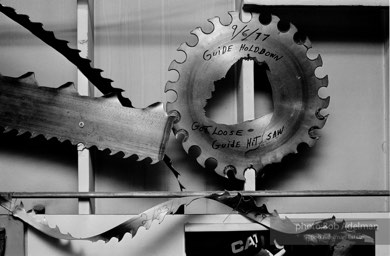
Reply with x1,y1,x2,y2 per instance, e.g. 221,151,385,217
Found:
77,0,95,214
385,22,389,212
235,0,256,191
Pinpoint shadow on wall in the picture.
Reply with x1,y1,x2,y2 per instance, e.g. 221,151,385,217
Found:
0,129,76,169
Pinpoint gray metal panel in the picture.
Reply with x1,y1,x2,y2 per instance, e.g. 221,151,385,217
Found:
0,216,25,256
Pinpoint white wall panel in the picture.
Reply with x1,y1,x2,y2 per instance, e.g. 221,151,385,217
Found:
0,0,78,214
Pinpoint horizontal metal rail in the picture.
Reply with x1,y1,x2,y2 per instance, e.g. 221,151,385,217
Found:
1,190,389,198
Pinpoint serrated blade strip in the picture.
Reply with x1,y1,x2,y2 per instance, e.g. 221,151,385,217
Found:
0,73,174,163
0,4,116,96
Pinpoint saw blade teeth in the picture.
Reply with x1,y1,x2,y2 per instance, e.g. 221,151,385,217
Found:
303,131,317,146
303,37,312,49
83,142,93,149
316,110,329,123
223,164,237,177
43,134,54,141
101,92,122,107
190,27,206,42
270,14,280,25
94,145,105,152
149,158,159,165
123,152,131,158
167,109,181,123
311,54,323,68
135,155,144,162
108,150,117,156
227,11,239,25
287,23,298,36
318,74,329,88
56,136,64,143
204,157,218,171
168,60,183,73
308,127,322,140
166,91,178,105
258,12,272,26
261,155,272,167
275,151,285,163
30,132,39,139
177,43,191,55
312,111,327,128
3,126,13,133
69,138,78,145
189,144,202,160
16,129,26,136
58,82,77,93
17,72,39,86
320,95,330,109
175,129,189,143
250,12,260,23
207,16,223,31
144,102,164,113
164,81,178,93
293,31,308,46
283,145,299,159
287,144,299,155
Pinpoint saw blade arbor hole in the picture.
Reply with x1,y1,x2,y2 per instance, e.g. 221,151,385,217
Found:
205,59,274,125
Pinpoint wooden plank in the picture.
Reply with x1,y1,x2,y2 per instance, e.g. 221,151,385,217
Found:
77,0,94,214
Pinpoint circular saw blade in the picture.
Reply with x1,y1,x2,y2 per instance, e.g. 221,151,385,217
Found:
165,12,329,180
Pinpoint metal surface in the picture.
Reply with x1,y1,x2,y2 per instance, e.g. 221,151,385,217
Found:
2,190,388,198
0,4,115,96
0,216,24,256
166,12,329,180
0,228,4,256
0,73,174,163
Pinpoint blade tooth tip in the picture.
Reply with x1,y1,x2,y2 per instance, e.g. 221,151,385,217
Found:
190,27,205,41
165,81,177,92
135,155,144,162
101,93,122,107
16,129,26,136
208,16,222,29
3,126,13,133
313,55,323,67
271,15,280,24
168,60,182,71
227,11,238,23
320,75,329,85
177,42,189,53
109,150,117,156
18,72,39,86
58,82,76,93
175,128,189,142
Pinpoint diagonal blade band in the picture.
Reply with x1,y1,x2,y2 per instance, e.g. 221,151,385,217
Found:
0,73,174,163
